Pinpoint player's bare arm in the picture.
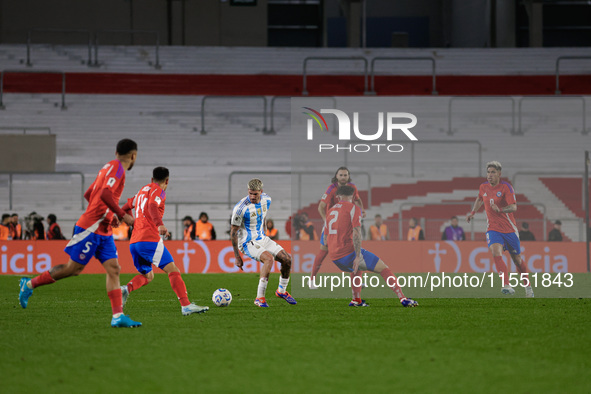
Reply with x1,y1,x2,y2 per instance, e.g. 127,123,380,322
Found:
111,216,120,228
230,225,243,270
467,197,483,223
158,225,170,239
318,200,327,221
354,198,366,218
352,226,362,273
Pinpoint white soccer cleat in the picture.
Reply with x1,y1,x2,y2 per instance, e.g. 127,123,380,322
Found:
182,303,209,315
501,284,515,295
308,277,318,290
525,286,535,298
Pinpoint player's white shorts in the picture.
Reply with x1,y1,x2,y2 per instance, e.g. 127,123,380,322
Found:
240,237,284,262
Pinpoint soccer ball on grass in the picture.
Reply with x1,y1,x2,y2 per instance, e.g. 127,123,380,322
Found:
212,288,232,307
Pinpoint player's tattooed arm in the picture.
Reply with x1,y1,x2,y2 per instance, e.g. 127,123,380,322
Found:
498,203,517,213
352,226,362,273
230,225,244,270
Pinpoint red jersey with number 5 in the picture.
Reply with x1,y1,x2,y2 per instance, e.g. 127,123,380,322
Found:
323,201,362,260
478,181,518,234
76,160,126,236
129,183,166,243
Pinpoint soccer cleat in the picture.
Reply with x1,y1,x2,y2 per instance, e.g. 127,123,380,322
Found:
525,286,535,298
275,290,297,304
401,298,419,307
254,297,269,307
182,303,209,315
349,299,369,307
308,277,319,290
121,285,129,308
501,284,515,295
19,277,33,309
111,315,142,328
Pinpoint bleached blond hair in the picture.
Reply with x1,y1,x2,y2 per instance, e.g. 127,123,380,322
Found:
486,161,502,172
248,178,264,191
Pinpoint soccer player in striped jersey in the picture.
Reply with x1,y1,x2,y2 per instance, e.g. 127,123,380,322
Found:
230,178,296,307
18,139,142,328
467,161,534,297
324,185,417,307
310,167,364,289
119,167,209,315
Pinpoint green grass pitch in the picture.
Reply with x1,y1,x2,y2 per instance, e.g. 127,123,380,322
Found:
2,273,591,393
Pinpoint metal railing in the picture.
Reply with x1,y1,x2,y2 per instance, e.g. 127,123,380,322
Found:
518,96,587,135
370,56,437,95
1,171,85,210
302,56,369,95
555,56,591,94
269,96,337,134
93,29,160,69
408,140,482,177
447,96,516,135
228,170,372,211
398,201,547,240
26,28,93,67
200,95,267,134
0,69,66,109
0,126,51,134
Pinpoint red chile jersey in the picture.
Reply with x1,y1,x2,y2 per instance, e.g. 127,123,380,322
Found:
478,181,518,234
324,201,362,261
321,182,360,216
76,160,126,236
129,183,166,244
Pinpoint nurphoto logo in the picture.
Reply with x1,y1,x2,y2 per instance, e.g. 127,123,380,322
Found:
302,107,418,153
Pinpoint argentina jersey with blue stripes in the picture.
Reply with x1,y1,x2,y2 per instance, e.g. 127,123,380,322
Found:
231,193,272,249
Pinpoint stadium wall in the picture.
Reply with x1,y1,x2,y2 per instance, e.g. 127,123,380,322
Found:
1,240,587,275
0,135,56,172
2,72,591,96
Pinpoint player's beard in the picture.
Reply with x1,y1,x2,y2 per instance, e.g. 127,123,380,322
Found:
128,162,134,171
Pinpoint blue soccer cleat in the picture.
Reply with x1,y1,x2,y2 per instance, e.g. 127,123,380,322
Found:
275,290,297,305
111,315,142,328
349,299,369,307
400,298,419,307
19,277,33,309
254,297,269,307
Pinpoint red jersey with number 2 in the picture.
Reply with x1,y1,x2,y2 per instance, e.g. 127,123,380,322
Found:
324,201,362,260
76,159,125,236
478,181,518,234
130,183,166,243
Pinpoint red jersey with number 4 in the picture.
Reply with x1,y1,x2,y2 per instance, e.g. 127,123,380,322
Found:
478,181,518,234
321,182,360,215
324,201,362,260
76,160,126,236
130,183,166,243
